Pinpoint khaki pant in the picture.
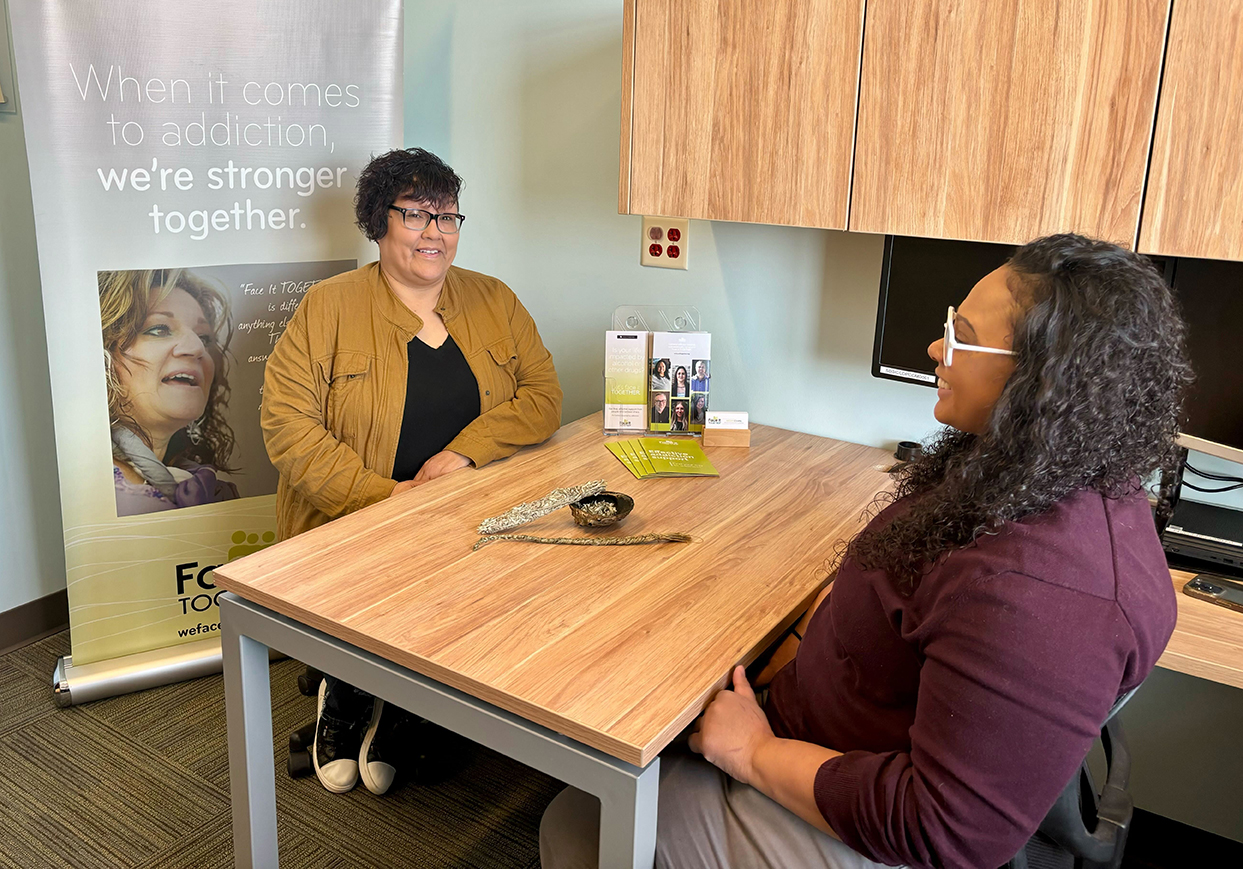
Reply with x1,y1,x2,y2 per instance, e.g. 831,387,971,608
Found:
539,747,902,869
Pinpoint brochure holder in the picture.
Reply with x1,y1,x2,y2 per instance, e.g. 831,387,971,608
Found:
604,306,704,435
612,305,700,332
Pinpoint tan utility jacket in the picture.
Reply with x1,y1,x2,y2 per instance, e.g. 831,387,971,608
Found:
261,262,562,539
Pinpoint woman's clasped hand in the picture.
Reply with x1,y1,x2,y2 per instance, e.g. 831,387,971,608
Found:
689,666,774,787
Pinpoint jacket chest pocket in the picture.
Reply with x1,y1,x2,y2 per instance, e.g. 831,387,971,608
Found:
324,352,375,440
483,338,519,408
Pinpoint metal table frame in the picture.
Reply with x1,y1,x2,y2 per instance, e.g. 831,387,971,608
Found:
220,592,660,869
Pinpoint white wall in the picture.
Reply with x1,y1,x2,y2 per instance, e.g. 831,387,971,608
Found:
0,17,65,616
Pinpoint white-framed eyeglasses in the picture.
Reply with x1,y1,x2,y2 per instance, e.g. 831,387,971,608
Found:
943,306,1016,367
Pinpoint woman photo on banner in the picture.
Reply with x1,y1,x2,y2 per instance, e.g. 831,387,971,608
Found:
100,269,240,516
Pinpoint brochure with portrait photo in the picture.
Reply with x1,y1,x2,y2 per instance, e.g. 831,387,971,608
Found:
649,331,711,434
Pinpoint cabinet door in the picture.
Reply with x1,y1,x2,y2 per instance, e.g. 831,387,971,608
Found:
1140,2,1243,260
620,0,865,229
851,0,1169,246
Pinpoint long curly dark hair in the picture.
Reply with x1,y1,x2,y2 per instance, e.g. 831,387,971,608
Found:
845,234,1193,589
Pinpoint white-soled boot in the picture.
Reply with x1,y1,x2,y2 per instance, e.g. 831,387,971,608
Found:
359,698,402,795
312,679,363,793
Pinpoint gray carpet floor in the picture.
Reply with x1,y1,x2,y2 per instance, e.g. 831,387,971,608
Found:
0,631,564,868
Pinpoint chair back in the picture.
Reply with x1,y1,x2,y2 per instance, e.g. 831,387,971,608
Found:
1004,687,1139,869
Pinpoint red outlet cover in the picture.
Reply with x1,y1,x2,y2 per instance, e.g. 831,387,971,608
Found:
648,226,664,241
667,244,680,258
649,243,663,257
667,227,681,242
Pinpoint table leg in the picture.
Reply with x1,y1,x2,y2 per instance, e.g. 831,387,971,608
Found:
222,617,279,869
598,757,660,869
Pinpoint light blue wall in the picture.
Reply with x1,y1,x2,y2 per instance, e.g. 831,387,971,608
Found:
0,15,65,615
403,0,940,450
404,0,1243,842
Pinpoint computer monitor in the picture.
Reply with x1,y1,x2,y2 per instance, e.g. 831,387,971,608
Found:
1170,258,1243,464
872,236,1243,465
872,235,1015,387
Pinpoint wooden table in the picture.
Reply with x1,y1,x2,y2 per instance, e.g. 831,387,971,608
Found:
214,411,1243,868
1160,569,1243,689
215,414,892,868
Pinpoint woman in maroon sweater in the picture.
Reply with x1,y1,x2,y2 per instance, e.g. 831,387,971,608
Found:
540,235,1191,869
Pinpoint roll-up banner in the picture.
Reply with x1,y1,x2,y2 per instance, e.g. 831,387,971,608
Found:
11,0,401,703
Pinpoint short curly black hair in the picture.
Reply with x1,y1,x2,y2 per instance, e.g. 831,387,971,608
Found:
354,148,462,242
844,233,1194,590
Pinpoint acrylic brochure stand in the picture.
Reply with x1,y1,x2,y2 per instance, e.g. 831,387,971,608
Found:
604,306,702,435
612,305,700,334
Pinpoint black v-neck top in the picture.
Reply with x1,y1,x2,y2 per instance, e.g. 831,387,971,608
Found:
392,334,480,481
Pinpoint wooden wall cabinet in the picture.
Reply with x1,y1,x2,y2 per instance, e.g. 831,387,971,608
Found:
619,0,865,230
619,0,1243,261
850,0,1169,246
1139,1,1243,260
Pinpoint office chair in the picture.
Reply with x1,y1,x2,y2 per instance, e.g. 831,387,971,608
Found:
1004,688,1139,869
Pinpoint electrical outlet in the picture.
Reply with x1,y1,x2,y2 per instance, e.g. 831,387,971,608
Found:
641,216,688,270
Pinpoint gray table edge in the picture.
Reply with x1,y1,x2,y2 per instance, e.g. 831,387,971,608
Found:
219,590,660,869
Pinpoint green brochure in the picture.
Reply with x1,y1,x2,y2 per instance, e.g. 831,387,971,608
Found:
635,438,719,477
606,441,642,479
625,438,658,477
605,437,718,478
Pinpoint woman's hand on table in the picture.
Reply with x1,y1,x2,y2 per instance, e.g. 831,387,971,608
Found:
412,450,472,485
390,479,418,498
689,665,774,787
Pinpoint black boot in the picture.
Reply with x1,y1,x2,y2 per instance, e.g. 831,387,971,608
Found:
312,677,371,793
359,698,412,795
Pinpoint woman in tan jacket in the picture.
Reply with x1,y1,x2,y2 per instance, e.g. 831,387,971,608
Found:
261,147,562,797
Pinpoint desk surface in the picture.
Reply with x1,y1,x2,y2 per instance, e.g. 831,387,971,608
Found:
1160,569,1243,690
214,414,892,766
214,414,1243,767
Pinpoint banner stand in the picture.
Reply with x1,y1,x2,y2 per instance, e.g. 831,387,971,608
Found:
51,639,283,707
10,0,401,702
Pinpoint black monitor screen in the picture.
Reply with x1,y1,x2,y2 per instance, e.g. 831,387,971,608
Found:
872,236,1015,386
873,237,1243,456
1172,258,1243,453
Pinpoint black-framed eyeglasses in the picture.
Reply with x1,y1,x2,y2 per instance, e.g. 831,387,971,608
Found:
389,206,466,234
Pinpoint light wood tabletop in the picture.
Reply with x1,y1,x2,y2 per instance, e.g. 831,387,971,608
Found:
1160,569,1243,690
214,413,1243,767
214,414,894,766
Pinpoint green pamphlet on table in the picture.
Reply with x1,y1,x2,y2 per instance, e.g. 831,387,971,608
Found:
605,438,719,479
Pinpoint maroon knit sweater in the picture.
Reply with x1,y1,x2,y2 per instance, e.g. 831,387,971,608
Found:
765,488,1176,869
